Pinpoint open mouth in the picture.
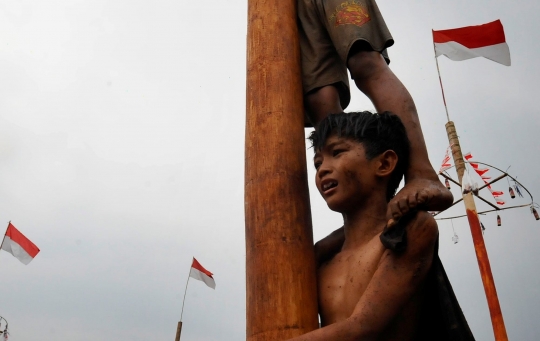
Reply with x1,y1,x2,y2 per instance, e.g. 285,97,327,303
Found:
322,180,338,192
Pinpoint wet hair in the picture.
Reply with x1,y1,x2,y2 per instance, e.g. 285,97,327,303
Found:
309,111,410,201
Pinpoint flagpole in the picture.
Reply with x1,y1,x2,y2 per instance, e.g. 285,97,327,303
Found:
180,263,191,322
433,34,508,340
433,39,451,122
175,258,193,341
0,221,11,251
445,123,508,341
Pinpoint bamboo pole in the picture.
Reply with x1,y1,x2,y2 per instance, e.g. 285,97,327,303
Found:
174,321,182,341
245,0,319,338
445,121,508,341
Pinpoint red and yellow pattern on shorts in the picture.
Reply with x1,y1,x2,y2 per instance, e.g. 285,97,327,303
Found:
329,0,371,27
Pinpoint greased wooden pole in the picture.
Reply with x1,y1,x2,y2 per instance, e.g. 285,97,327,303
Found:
245,0,319,339
446,121,508,341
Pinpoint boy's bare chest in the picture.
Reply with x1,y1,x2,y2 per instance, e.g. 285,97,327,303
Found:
317,239,385,324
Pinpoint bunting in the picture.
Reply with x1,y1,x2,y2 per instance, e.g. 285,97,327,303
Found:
439,145,452,173
438,148,506,206
466,154,505,206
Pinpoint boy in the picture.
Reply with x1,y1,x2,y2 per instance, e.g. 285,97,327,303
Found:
298,0,453,222
290,112,474,340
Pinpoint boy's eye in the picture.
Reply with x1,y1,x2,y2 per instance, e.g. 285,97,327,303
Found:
314,162,322,170
332,149,345,157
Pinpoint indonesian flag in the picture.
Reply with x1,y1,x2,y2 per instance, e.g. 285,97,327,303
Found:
433,20,511,66
463,152,473,161
190,258,215,289
1,223,40,265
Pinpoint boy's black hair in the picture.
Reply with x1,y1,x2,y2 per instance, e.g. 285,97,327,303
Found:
309,111,410,201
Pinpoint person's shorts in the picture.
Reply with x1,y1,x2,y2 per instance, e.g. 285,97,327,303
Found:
298,0,394,111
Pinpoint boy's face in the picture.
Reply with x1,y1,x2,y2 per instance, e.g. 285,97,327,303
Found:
313,135,379,212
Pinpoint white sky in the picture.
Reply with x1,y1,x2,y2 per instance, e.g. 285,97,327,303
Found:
0,0,539,340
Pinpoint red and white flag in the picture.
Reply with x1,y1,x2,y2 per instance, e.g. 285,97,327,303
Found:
433,20,511,66
1,223,40,265
189,258,215,289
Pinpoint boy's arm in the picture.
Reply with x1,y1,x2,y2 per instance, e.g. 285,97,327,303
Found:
289,211,438,341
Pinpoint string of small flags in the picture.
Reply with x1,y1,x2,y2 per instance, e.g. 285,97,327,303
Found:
439,144,453,173
437,148,506,205
438,147,539,237
463,152,506,206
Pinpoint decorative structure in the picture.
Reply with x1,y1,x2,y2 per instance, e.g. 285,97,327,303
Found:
432,21,515,340
439,121,508,340
437,162,536,221
245,0,319,339
435,153,537,341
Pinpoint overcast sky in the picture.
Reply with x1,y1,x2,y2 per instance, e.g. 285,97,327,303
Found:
0,0,539,340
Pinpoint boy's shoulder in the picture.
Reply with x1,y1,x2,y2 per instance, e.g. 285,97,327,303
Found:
314,226,344,267
315,211,438,266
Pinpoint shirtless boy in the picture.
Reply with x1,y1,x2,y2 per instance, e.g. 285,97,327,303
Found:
289,112,474,340
298,0,453,221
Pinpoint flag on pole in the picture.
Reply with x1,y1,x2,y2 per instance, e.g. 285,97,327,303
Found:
1,223,40,265
189,258,215,289
433,20,511,66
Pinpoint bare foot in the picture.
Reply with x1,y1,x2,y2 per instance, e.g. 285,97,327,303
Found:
386,177,453,224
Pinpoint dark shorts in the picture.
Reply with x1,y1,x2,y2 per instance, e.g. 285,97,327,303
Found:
298,0,394,110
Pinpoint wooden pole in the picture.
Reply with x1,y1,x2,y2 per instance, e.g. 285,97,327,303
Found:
245,0,319,338
446,121,508,341
0,221,11,255
174,321,182,341
180,262,192,322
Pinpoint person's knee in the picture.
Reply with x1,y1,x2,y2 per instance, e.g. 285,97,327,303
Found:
305,85,342,126
347,50,387,82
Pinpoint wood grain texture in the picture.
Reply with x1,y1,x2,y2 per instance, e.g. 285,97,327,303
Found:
245,0,319,339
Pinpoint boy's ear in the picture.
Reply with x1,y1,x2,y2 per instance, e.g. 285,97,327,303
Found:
375,150,398,177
